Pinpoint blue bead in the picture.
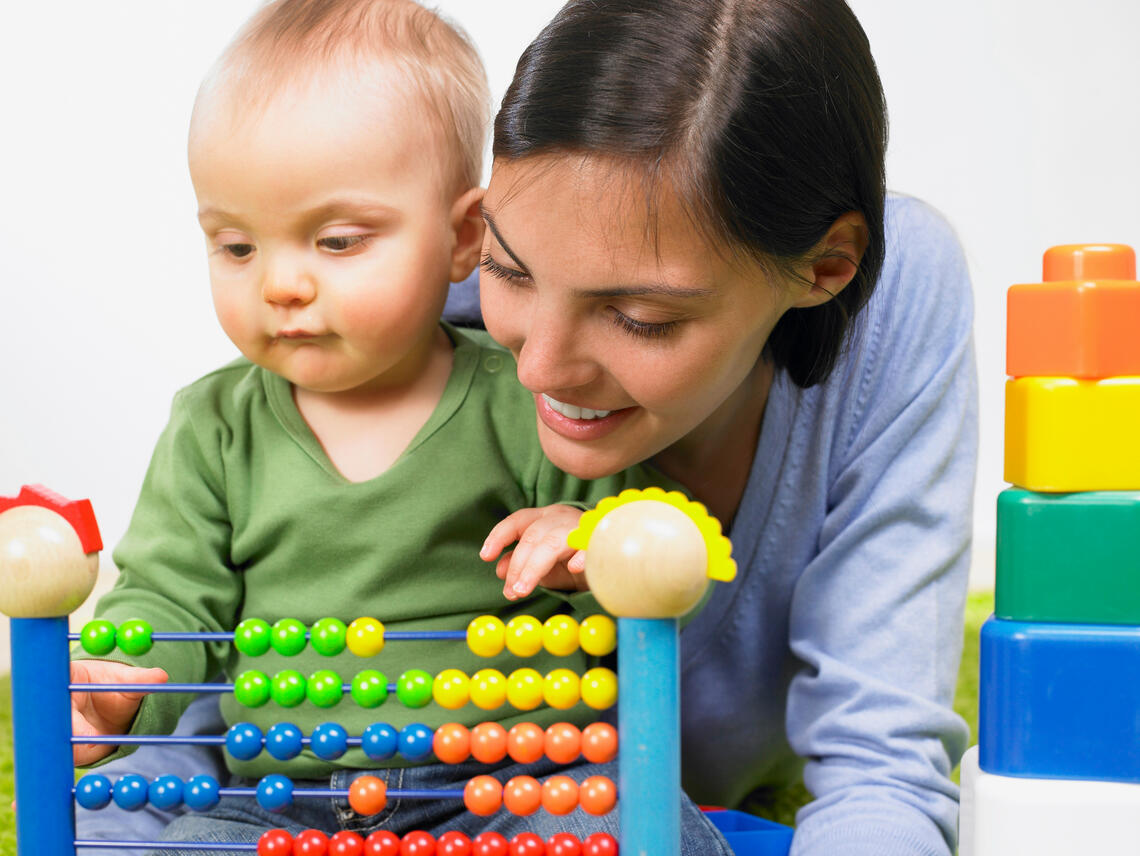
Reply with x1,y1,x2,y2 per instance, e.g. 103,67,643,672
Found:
398,723,434,761
256,774,294,812
75,774,113,810
361,722,398,761
148,775,184,810
225,722,264,761
265,722,304,761
112,774,149,811
310,722,349,760
184,775,221,811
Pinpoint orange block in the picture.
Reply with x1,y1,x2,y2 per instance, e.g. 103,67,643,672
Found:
1007,244,1140,378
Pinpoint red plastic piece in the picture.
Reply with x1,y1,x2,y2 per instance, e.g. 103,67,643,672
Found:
295,829,331,856
329,831,366,856
471,832,509,856
508,832,544,856
545,833,581,856
581,832,618,856
257,829,294,856
400,830,437,855
437,831,472,856
364,830,401,856
0,484,102,553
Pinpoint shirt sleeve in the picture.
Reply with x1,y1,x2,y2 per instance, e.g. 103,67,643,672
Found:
84,388,242,750
786,198,977,855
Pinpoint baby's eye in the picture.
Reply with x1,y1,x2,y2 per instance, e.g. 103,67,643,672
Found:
317,235,368,252
220,243,254,259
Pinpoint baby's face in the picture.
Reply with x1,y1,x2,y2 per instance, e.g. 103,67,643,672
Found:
189,66,459,395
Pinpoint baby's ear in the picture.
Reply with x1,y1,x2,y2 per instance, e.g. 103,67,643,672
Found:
792,211,869,308
449,187,486,283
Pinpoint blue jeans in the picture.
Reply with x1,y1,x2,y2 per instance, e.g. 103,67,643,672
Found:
78,696,732,855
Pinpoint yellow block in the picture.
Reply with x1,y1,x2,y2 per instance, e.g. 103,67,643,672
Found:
1005,377,1140,491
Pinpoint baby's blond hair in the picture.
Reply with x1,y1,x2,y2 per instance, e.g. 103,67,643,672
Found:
196,0,489,192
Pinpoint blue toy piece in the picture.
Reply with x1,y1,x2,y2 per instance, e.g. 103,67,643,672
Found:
398,722,434,761
310,722,349,760
362,722,399,761
148,775,185,810
226,722,264,761
112,775,149,811
75,774,113,811
704,810,794,856
256,774,295,812
979,617,1140,782
184,775,222,811
264,722,304,761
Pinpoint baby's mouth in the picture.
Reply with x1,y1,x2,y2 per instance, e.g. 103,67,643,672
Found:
541,394,613,421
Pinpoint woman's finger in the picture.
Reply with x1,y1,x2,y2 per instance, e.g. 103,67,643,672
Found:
481,508,543,562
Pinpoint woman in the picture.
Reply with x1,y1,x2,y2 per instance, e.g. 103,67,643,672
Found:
80,1,975,853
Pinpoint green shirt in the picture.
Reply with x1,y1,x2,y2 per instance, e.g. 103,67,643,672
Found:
92,325,675,777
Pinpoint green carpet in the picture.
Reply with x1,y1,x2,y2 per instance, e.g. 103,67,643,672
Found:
0,591,993,840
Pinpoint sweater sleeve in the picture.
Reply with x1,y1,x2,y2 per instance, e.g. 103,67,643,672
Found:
88,387,242,746
785,198,977,855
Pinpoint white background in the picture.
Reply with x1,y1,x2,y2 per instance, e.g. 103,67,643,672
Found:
3,1,1139,670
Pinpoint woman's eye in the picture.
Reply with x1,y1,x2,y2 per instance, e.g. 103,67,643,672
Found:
480,252,531,284
220,243,254,259
318,235,368,252
611,310,679,340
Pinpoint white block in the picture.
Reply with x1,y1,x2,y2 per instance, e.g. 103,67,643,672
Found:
959,745,1140,855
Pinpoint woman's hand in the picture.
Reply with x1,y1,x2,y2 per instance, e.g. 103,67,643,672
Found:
71,658,168,765
481,505,588,600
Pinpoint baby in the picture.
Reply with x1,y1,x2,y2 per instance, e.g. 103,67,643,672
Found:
71,0,669,845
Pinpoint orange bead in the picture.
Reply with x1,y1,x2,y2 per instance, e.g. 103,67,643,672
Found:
506,722,545,764
540,775,579,816
470,722,508,764
464,774,503,816
580,722,618,764
579,775,617,816
432,723,471,765
347,775,387,816
543,722,581,765
502,775,542,816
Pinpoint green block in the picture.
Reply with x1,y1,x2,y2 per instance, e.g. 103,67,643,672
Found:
996,488,1140,624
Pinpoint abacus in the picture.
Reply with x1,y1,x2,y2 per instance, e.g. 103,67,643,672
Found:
1,485,792,855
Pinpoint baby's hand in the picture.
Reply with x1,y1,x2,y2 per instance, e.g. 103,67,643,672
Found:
70,659,168,766
481,505,588,600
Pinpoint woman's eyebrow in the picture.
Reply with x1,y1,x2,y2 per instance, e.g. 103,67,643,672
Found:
480,206,530,272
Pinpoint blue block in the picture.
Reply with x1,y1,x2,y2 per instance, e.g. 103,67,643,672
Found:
979,617,1140,782
704,810,793,856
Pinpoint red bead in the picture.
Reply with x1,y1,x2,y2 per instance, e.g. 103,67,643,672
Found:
257,829,293,856
437,831,472,856
544,833,581,856
508,832,544,856
329,831,365,856
364,830,402,856
581,833,617,856
472,831,509,856
295,829,331,856
400,830,437,855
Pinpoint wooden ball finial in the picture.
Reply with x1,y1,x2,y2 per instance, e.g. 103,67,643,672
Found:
0,488,101,618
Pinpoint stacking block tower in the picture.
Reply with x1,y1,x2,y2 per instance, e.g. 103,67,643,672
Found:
959,244,1140,855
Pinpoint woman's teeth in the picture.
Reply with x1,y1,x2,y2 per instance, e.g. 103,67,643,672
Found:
542,394,612,420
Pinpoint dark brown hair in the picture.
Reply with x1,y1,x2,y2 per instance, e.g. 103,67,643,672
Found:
494,0,887,387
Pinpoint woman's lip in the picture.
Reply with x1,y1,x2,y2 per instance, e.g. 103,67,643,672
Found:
534,393,635,440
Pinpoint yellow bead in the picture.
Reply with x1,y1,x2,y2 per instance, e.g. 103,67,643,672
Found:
467,615,506,657
345,617,385,657
505,615,544,657
432,669,471,709
581,667,618,710
470,669,508,710
506,668,545,711
578,615,617,657
542,615,580,657
543,669,580,710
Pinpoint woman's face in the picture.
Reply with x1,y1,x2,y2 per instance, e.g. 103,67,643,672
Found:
480,155,811,479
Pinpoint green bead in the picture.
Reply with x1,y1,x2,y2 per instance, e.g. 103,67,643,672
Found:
310,618,347,656
350,670,389,708
396,669,433,708
80,620,117,656
270,619,308,656
270,670,307,707
233,670,270,707
233,618,271,656
116,619,153,656
307,670,344,708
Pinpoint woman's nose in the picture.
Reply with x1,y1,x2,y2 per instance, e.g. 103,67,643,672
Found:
513,308,597,393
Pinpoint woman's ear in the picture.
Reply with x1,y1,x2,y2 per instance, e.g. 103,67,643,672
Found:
448,186,486,283
792,211,869,308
